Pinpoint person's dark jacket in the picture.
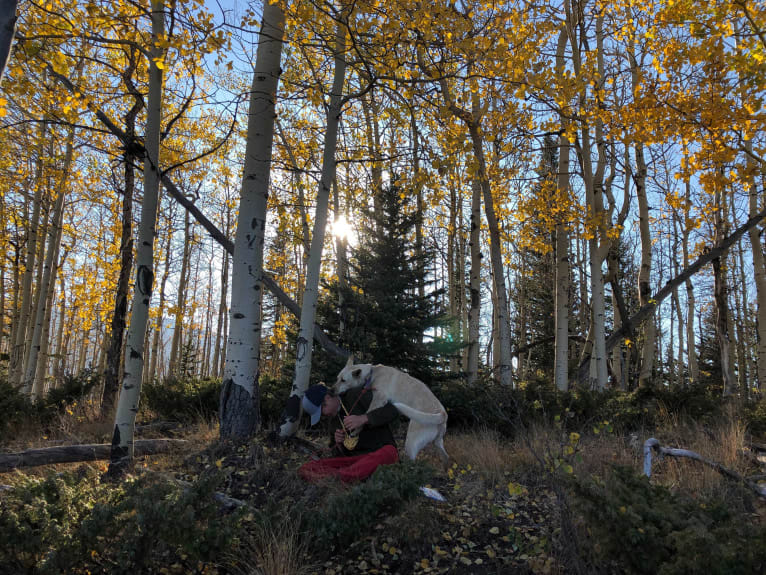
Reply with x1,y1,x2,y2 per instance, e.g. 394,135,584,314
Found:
328,386,398,455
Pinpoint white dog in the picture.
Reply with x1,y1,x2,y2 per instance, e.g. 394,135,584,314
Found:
334,357,449,464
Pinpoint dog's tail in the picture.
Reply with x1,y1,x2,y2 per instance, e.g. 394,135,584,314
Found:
392,402,447,425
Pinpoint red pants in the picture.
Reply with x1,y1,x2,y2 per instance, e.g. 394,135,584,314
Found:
298,444,399,483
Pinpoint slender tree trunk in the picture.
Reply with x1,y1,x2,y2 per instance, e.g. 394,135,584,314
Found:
361,89,384,220
683,176,699,383
568,12,611,389
8,238,20,357
634,141,655,387
11,120,47,388
332,179,348,341
280,7,348,437
23,126,74,398
746,142,766,389
212,246,228,378
169,209,192,376
554,127,571,391
412,111,426,301
148,218,173,384
466,177,481,384
102,108,139,415
0,265,4,355
713,185,737,397
671,215,684,387
53,282,66,382
201,255,213,377
734,236,748,393
108,0,166,476
448,185,458,374
0,0,18,84
33,236,66,392
468,121,512,385
219,3,285,440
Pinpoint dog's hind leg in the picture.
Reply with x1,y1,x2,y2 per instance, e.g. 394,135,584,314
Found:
404,421,438,461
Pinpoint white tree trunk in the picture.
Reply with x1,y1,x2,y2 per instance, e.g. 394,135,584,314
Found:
471,129,513,386
280,8,348,437
571,9,608,390
634,141,656,387
553,27,570,392
109,0,166,474
746,141,766,389
682,175,699,383
554,131,570,392
11,120,46,389
219,3,285,440
23,127,74,398
466,177,481,385
168,209,191,375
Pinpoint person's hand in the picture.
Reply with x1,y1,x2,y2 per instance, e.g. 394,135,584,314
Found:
343,414,369,432
334,428,346,445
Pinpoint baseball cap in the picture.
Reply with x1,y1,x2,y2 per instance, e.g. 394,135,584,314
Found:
302,384,329,426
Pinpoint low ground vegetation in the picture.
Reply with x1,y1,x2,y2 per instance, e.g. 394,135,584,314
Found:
0,375,765,574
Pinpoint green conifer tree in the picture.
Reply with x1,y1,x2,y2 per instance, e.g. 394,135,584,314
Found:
318,184,447,382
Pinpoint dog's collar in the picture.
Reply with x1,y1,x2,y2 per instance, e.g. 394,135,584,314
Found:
363,372,374,389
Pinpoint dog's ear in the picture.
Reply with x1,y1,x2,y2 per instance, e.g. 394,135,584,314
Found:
352,368,362,378
345,355,354,367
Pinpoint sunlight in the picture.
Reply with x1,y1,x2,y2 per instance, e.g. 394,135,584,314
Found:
332,215,355,245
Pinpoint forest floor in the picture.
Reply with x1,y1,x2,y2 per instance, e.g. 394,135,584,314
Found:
2,413,766,575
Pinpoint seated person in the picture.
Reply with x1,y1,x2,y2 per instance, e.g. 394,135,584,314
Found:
298,383,399,483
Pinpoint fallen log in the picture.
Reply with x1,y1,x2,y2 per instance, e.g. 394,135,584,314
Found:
643,438,766,499
0,439,187,473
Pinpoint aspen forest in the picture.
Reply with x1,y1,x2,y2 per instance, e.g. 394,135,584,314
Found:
1,0,766,573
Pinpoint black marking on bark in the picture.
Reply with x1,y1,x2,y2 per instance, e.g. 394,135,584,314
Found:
130,348,140,359
282,394,301,423
137,265,154,295
295,336,308,361
233,313,245,319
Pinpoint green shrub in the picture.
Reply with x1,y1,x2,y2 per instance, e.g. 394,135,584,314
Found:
42,370,100,415
0,379,34,438
142,376,221,422
0,468,242,574
305,460,432,550
571,465,766,574
744,396,766,439
0,370,100,441
0,468,110,574
259,373,293,427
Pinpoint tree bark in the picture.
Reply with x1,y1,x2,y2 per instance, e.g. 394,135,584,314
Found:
219,3,285,440
0,0,18,84
108,0,166,477
212,243,229,378
713,186,737,396
466,177,481,384
23,126,74,397
746,141,766,389
168,209,192,376
553,27,571,392
10,120,47,389
0,439,186,473
280,6,349,437
103,83,141,414
683,175,699,383
554,131,571,391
